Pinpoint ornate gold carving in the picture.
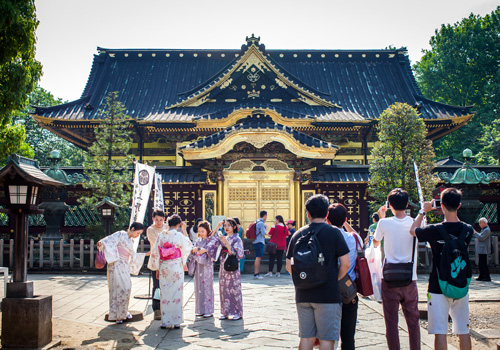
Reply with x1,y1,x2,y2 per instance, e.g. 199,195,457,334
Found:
275,78,287,89
227,160,255,171
229,188,257,201
262,188,289,201
220,78,233,89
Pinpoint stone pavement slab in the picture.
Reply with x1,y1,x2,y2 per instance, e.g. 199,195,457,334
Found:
13,273,497,349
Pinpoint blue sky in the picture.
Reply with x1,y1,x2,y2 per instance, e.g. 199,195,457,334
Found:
35,0,499,102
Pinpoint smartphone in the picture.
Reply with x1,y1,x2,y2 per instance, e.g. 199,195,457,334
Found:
385,201,389,209
433,199,441,208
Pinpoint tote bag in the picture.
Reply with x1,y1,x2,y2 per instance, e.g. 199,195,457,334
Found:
353,235,373,297
365,243,382,301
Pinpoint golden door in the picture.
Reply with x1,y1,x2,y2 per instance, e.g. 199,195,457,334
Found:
224,171,294,230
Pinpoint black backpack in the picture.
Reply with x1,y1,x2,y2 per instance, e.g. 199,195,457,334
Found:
292,224,329,289
435,223,473,299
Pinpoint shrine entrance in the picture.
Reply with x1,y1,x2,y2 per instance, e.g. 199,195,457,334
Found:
223,162,294,228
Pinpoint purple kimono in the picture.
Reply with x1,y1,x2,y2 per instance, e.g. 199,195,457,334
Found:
189,237,215,315
207,234,244,318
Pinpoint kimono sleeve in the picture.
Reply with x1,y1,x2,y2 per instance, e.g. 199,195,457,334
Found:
179,234,193,265
130,253,146,275
99,231,122,264
206,236,222,260
147,234,162,271
232,236,244,260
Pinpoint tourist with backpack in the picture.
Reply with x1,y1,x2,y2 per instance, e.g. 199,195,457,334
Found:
253,210,267,279
410,188,473,350
373,188,420,350
286,194,350,350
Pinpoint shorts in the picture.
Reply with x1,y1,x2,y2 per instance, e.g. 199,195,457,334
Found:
427,292,469,335
253,242,264,258
296,302,342,341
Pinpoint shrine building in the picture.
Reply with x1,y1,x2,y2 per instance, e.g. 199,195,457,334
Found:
31,35,473,235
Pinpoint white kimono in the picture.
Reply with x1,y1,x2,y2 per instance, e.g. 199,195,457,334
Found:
148,229,192,326
99,231,146,321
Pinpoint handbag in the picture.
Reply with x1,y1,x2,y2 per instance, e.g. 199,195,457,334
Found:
265,241,277,254
95,249,106,269
354,235,373,297
223,253,239,272
339,273,358,304
382,237,416,288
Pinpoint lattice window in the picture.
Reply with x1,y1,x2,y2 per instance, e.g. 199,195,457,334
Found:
0,206,8,226
262,188,289,201
64,206,100,227
228,160,255,171
263,160,290,171
229,188,257,201
476,203,498,224
29,214,46,226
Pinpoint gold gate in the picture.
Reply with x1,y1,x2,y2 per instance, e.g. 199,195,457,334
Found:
224,170,294,229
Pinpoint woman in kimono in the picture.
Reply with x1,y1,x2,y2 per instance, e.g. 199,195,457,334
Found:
96,222,146,324
148,214,192,329
189,220,216,318
207,218,244,320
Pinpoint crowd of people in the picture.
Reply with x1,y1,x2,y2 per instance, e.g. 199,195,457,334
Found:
96,186,492,350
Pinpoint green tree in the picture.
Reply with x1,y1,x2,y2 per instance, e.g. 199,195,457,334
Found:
11,86,87,166
79,92,133,209
369,103,437,210
0,0,42,161
414,7,500,161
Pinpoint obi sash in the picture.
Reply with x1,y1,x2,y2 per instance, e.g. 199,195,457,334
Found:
159,242,181,261
117,246,130,259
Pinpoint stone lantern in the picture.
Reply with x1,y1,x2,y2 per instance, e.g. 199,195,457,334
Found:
0,154,64,348
94,197,119,236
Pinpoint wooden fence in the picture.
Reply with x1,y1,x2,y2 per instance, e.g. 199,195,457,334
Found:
0,237,499,271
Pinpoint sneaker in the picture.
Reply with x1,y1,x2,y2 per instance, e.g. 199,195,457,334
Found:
154,310,161,320
253,274,263,280
275,272,281,277
264,272,273,277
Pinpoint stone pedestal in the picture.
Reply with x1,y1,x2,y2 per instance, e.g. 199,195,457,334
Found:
6,281,34,298
1,295,52,348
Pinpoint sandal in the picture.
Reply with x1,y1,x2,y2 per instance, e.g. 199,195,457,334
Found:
115,320,123,324
219,315,227,320
160,324,167,329
174,325,181,329
126,313,133,319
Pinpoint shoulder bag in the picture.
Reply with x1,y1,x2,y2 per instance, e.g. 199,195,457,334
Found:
353,234,373,296
382,237,416,288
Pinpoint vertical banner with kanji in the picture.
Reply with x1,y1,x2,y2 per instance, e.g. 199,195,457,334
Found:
130,162,155,250
153,172,164,212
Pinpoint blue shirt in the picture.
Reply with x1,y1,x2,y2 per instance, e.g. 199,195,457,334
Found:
254,218,266,245
339,228,359,281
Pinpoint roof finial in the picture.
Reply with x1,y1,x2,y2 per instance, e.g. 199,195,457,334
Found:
246,34,260,46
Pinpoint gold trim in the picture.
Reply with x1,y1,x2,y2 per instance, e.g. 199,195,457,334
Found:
166,44,340,110
180,129,339,160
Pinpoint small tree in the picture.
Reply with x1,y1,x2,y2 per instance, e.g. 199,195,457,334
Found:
80,92,133,210
369,103,437,210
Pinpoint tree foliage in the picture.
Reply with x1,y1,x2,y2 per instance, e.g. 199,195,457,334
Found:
0,0,42,127
414,7,500,161
11,86,87,166
0,122,34,160
79,92,133,209
369,103,437,209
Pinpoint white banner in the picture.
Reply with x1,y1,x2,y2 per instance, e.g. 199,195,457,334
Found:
153,172,164,212
129,162,155,250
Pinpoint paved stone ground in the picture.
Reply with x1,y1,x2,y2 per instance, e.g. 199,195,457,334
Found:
3,273,497,349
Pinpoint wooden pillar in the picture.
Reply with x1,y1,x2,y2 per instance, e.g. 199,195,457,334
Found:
294,170,301,226
216,171,224,216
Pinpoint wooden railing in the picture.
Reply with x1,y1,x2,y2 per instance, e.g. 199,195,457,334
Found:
0,237,499,271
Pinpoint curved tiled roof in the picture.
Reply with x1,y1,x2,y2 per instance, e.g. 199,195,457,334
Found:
180,118,339,151
34,43,472,123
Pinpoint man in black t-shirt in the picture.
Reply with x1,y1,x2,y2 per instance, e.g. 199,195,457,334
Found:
410,188,473,350
286,194,349,350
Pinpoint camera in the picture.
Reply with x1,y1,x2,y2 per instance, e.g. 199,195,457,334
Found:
433,199,441,208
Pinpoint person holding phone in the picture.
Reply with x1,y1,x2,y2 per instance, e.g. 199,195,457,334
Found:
207,218,244,320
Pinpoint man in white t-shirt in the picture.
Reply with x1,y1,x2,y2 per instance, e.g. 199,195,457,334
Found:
373,188,420,350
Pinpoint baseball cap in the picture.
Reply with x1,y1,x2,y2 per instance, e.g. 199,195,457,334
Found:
286,220,295,225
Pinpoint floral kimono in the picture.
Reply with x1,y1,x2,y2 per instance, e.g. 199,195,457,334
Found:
207,234,244,318
148,229,192,326
189,236,215,315
99,230,146,321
